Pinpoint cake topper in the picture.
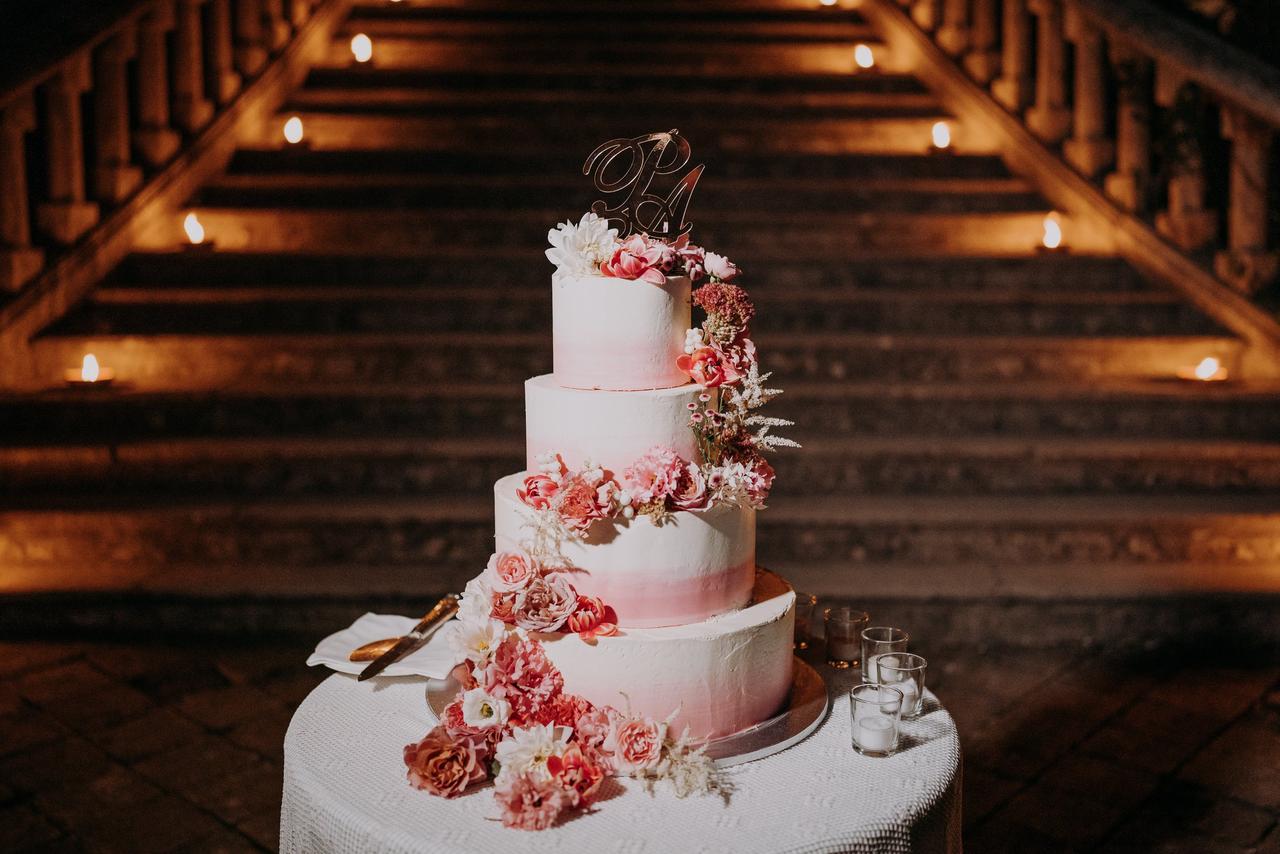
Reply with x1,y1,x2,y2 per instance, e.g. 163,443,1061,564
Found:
583,129,704,242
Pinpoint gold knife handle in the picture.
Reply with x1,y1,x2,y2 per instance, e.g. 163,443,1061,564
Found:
356,593,460,681
406,594,461,639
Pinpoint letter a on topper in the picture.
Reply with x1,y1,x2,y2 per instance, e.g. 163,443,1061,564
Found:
582,129,704,242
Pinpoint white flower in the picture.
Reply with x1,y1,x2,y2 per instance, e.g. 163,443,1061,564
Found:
494,723,572,783
458,574,494,623
449,614,506,664
546,212,618,279
460,687,510,730
683,328,704,354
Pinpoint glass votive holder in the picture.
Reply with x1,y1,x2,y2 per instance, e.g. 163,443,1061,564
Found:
861,626,909,683
824,607,870,669
794,592,818,650
872,652,927,718
850,683,903,757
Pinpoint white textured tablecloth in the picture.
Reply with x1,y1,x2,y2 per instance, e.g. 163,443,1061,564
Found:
281,668,962,854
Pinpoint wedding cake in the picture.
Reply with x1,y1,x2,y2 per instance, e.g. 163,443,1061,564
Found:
404,133,800,830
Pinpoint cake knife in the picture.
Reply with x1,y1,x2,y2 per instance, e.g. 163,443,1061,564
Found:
356,593,460,682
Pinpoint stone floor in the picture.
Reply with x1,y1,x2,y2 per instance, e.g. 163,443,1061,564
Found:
1,635,1277,853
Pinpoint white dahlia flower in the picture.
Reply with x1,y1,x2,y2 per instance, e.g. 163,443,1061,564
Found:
545,212,619,279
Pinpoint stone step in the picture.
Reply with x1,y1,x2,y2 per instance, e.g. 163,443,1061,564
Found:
139,207,1106,256
2,496,1278,599
3,436,1278,505
105,251,1156,294
27,330,1238,388
55,286,1217,337
2,382,1276,442
198,173,1042,215
345,0,869,23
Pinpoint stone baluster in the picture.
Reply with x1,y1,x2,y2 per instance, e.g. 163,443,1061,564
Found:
912,0,943,32
135,1,182,166
1103,46,1153,213
36,57,100,244
173,0,214,132
235,0,268,77
1025,0,1071,143
991,0,1032,111
206,0,242,104
1153,71,1217,252
0,96,44,291
93,27,143,203
963,0,1000,83
1213,106,1278,293
1062,8,1113,177
938,0,971,56
263,0,290,51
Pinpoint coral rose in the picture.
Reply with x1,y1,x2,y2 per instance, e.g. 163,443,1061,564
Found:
605,715,667,774
485,549,539,593
403,726,488,798
517,472,560,510
676,345,741,388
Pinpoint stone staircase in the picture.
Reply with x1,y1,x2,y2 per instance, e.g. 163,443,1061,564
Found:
3,0,1279,640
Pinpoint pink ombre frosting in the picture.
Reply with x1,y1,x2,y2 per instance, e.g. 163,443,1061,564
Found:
536,570,796,740
552,273,691,391
494,473,755,628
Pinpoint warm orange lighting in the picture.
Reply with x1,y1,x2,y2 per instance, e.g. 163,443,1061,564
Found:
351,33,373,63
931,121,951,150
853,44,875,69
183,212,205,245
1176,356,1228,382
283,115,304,144
65,353,114,386
1042,212,1063,249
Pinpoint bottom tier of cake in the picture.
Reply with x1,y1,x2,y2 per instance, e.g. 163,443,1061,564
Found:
534,568,796,740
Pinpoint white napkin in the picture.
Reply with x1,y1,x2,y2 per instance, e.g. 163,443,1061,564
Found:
307,612,462,679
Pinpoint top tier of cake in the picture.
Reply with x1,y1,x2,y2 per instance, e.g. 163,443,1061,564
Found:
552,273,691,391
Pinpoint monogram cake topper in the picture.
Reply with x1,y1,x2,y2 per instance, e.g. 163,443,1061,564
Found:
583,129,704,241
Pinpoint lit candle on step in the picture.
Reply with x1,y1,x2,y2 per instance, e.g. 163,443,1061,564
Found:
65,353,115,387
183,212,205,245
930,121,951,152
1041,212,1063,250
1176,356,1228,382
820,0,839,6
351,33,373,63
853,44,875,70
283,115,304,145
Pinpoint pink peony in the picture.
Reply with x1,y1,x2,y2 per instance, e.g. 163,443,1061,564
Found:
495,771,570,831
546,743,605,806
517,473,560,510
482,634,564,722
555,473,614,532
676,345,742,388
566,595,618,640
513,573,579,633
604,715,667,774
600,234,671,285
622,447,685,505
403,726,488,798
485,549,539,593
671,461,709,511
704,251,741,282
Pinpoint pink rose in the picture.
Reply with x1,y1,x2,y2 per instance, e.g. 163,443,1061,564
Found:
546,743,605,806
495,771,570,831
403,726,488,798
622,447,685,505
513,573,579,633
704,251,741,282
671,462,709,510
482,634,564,723
604,715,667,774
566,595,618,640
491,590,518,624
517,473,560,510
485,549,538,593
555,474,614,532
676,345,741,388
601,234,670,285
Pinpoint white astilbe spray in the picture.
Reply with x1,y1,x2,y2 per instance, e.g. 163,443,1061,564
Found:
722,363,799,452
545,212,619,279
635,727,732,802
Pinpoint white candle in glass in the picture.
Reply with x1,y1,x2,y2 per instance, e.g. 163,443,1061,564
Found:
894,678,921,715
854,716,895,752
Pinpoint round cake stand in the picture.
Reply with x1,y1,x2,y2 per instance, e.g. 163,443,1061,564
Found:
425,656,828,767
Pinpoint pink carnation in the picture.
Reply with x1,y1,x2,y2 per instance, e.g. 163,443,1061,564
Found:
513,573,579,633
671,462,709,510
601,234,672,285
622,447,685,504
481,633,564,722
495,771,570,831
530,692,596,728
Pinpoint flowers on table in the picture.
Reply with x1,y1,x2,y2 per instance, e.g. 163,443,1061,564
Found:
544,211,739,288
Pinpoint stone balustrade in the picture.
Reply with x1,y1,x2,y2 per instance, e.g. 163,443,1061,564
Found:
0,0,318,293
901,0,1280,295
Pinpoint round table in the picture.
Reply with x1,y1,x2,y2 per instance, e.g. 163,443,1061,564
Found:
281,667,963,854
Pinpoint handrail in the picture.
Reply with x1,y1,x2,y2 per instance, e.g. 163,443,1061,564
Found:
1072,0,1280,131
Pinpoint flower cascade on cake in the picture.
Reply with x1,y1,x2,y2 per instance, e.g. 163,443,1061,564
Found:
404,569,726,830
